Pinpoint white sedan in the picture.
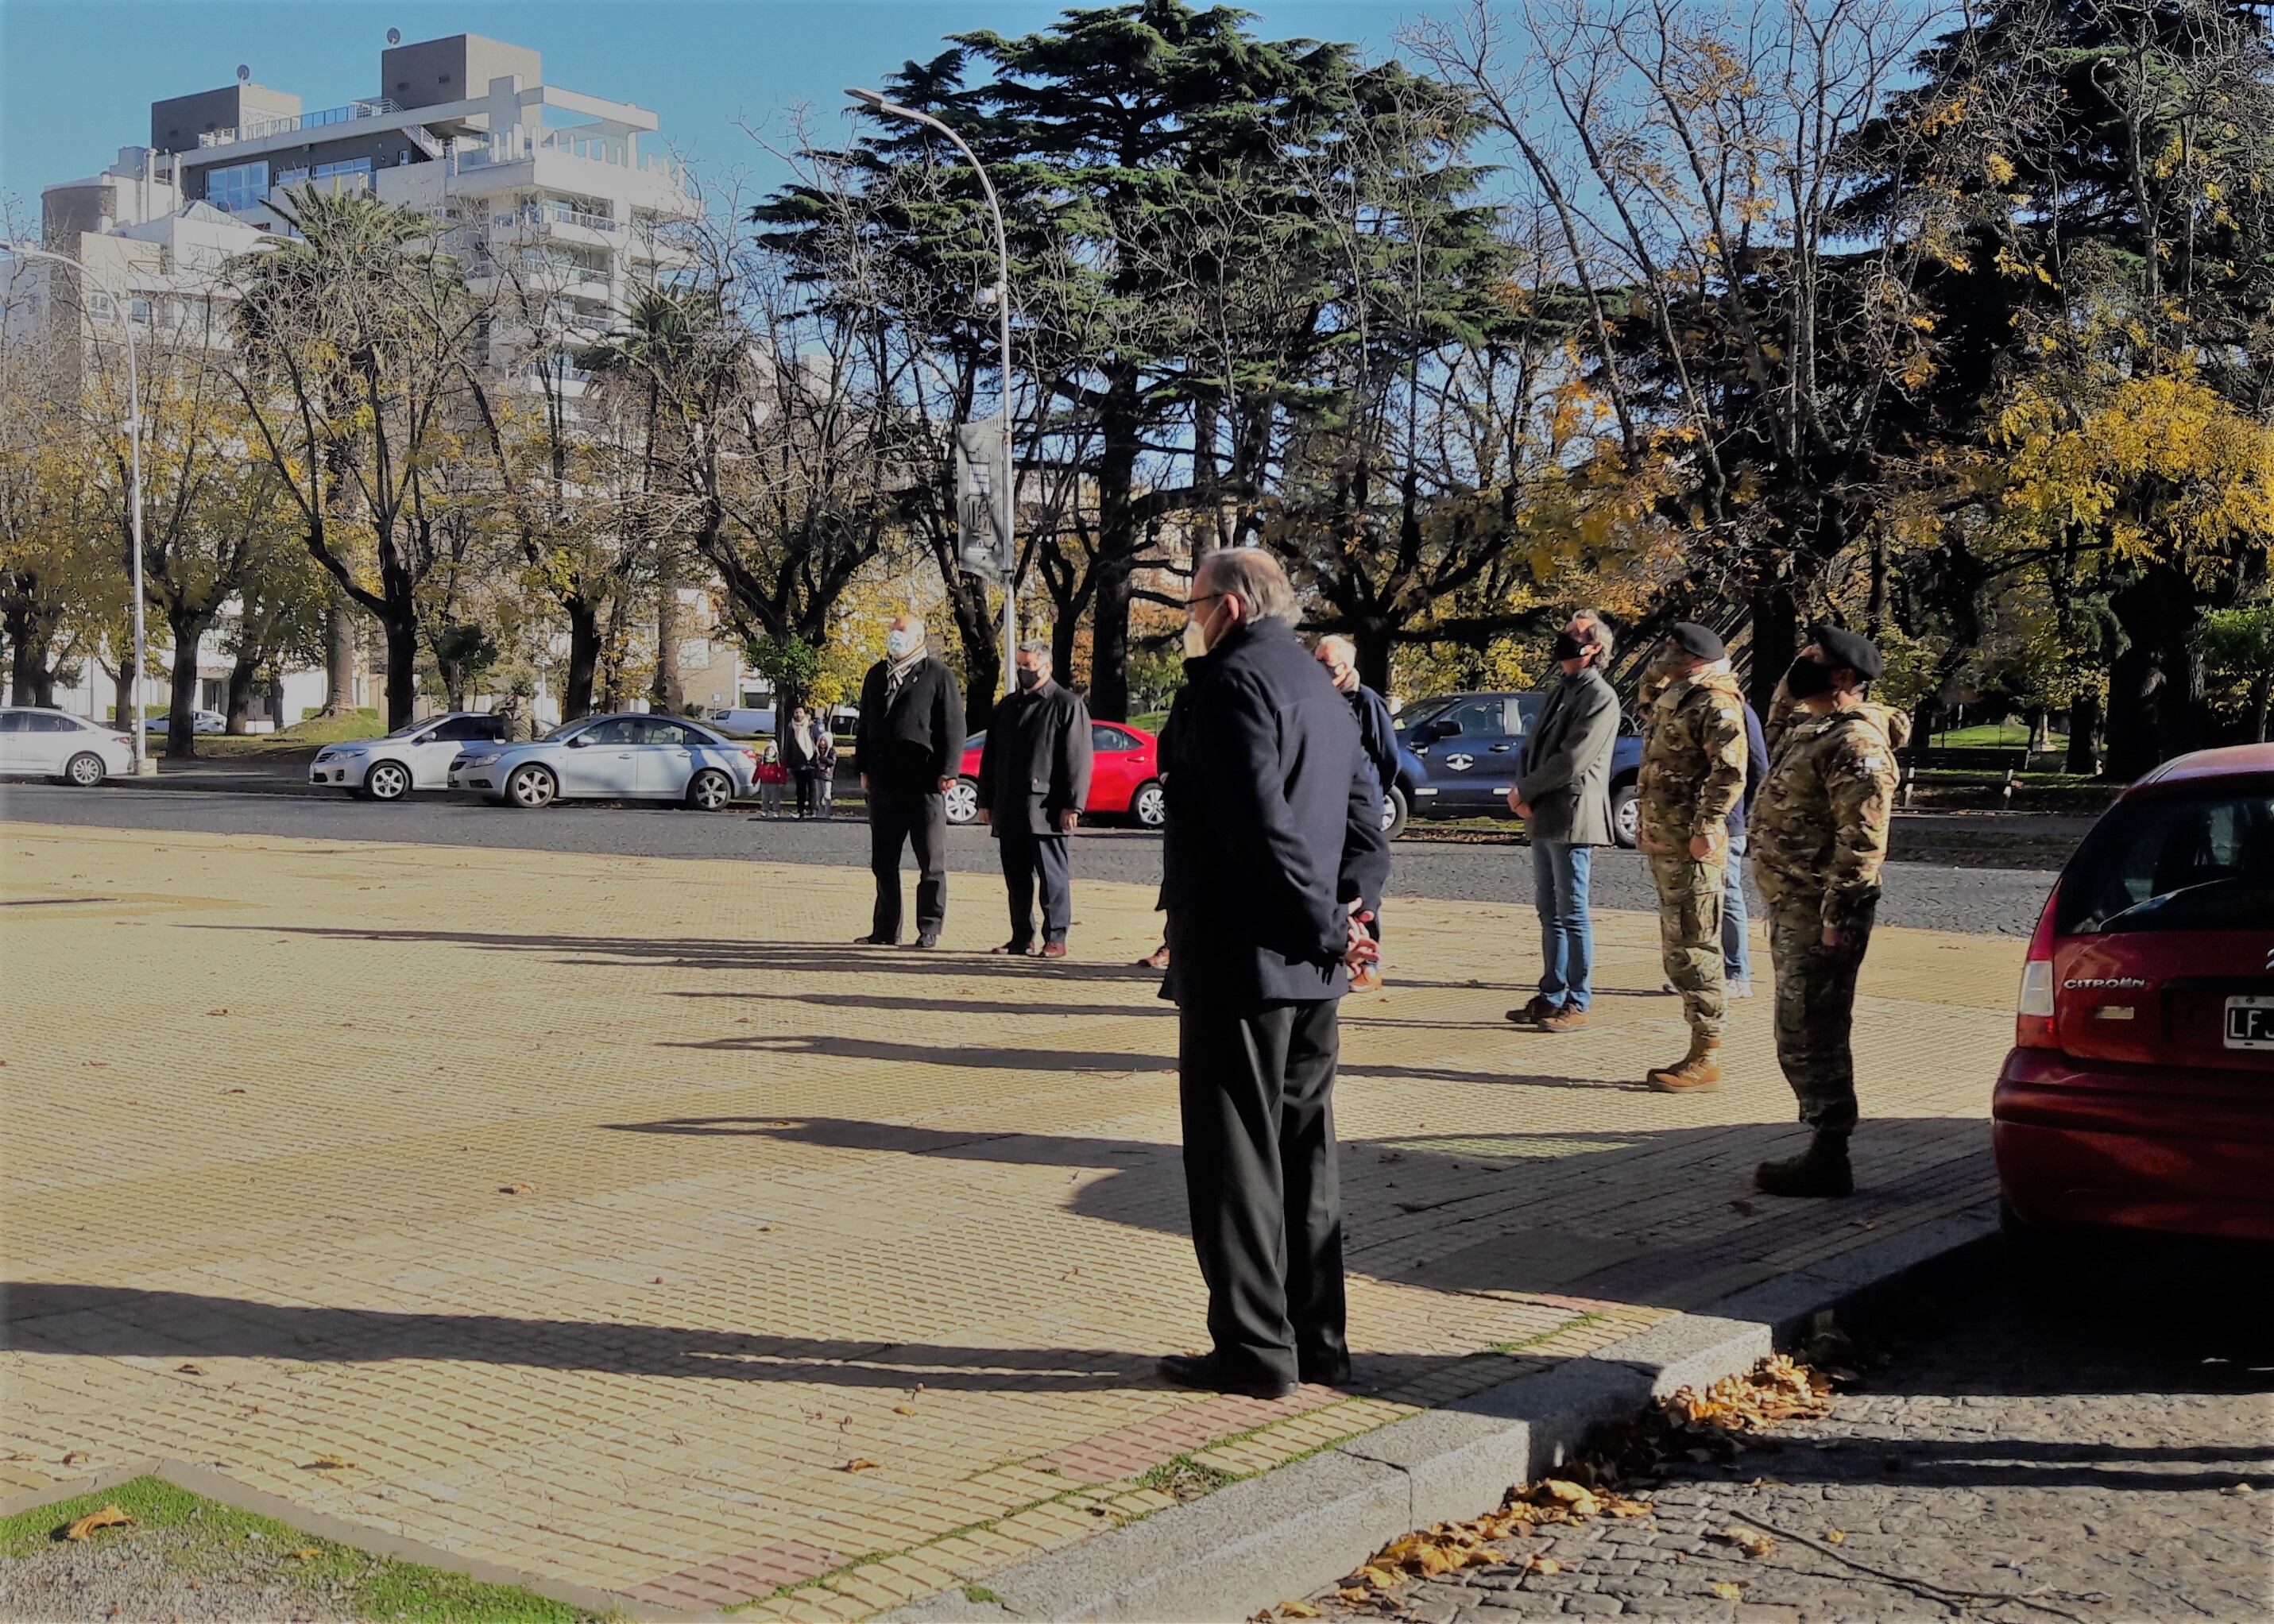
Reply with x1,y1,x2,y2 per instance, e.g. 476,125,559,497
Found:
309,713,509,800
0,707,137,785
145,709,228,735
449,713,757,810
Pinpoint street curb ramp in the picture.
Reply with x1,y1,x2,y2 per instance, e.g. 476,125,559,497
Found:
883,1203,1999,1624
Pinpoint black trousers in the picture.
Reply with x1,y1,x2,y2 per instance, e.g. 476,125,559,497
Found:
1177,998,1346,1386
868,781,947,939
793,770,820,817
997,827,1072,945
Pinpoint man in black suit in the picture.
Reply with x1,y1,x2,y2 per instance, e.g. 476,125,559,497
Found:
1155,549,1390,1401
978,641,1095,958
854,613,965,948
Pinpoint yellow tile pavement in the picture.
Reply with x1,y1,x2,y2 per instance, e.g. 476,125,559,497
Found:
0,822,2016,1615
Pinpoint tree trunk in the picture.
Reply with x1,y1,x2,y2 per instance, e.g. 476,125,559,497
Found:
322,594,358,715
225,653,258,734
2106,562,2204,779
1085,374,1143,723
1356,621,1393,698
165,611,210,760
1747,582,1797,720
111,660,133,736
1089,559,1134,722
652,578,684,713
563,597,601,721
382,611,420,730
2065,690,2101,775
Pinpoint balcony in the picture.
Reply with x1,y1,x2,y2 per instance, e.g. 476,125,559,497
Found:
199,99,400,149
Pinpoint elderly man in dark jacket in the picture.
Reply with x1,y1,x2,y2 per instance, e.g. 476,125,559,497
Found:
1156,548,1391,1402
978,642,1094,958
1508,610,1622,1032
854,613,965,948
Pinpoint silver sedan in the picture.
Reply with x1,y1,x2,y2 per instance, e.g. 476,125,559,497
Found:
448,713,758,810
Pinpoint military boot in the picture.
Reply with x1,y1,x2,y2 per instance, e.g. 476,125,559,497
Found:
1754,1132,1854,1197
1646,1033,1721,1092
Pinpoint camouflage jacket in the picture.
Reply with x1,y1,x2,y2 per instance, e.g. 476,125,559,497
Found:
1750,702,1900,929
1636,666,1748,853
495,694,536,743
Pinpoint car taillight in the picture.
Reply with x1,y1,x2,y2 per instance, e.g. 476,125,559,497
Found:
2014,882,2061,1050
112,737,131,747
740,748,757,763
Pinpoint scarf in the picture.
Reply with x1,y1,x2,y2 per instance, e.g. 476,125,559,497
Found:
884,648,926,704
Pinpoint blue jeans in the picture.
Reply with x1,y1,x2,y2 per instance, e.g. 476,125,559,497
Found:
1532,838,1594,1011
1723,830,1753,988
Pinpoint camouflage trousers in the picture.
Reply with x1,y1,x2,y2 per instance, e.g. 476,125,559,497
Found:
1648,853,1725,1039
1765,895,1878,1135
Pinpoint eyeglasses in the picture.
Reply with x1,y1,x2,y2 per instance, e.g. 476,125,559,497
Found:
1186,593,1227,611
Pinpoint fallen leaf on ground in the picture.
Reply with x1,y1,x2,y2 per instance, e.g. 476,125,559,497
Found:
1708,1581,1745,1600
302,1455,356,1471
1274,1603,1320,1619
841,1458,880,1472
176,1363,203,1375
1335,1589,1370,1604
288,1548,321,1560
1709,1526,1775,1558
60,1452,86,1466
499,1183,532,1195
1526,1556,1561,1576
63,1506,133,1541
1662,1354,1832,1433
2220,1483,2253,1496
1825,1529,1847,1543
894,1406,916,1416
205,1008,229,1016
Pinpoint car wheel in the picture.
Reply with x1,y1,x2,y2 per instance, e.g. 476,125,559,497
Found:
365,760,412,802
1131,779,1166,829
1379,783,1410,839
944,777,980,826
64,752,106,787
686,768,734,811
1611,782,1640,849
505,763,558,810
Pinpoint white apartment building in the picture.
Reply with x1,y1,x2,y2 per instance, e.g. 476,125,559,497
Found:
13,32,763,730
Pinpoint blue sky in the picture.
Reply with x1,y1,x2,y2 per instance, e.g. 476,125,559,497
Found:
1,0,1431,208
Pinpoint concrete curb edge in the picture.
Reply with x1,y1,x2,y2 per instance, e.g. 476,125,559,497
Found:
882,1198,2002,1622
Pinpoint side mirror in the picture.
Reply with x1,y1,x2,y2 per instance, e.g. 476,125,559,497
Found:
1425,718,1460,740
566,735,589,748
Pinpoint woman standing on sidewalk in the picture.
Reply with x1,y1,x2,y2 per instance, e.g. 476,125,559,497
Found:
784,706,834,819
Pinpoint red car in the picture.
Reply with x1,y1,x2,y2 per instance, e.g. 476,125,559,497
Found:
1995,744,2274,1255
946,720,1165,828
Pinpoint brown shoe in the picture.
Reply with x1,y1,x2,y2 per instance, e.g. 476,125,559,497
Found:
1646,1034,1723,1092
1039,941,1068,959
1537,1005,1588,1033
1505,995,1557,1026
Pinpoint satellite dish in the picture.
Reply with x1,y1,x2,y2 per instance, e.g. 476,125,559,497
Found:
236,64,249,82
387,27,401,44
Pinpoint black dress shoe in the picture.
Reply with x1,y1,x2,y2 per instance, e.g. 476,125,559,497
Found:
1298,1355,1352,1388
912,931,940,949
854,934,895,946
1155,1353,1299,1401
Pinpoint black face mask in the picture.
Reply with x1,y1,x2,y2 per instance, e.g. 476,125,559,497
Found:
1015,667,1043,692
1553,632,1586,663
1785,655,1835,699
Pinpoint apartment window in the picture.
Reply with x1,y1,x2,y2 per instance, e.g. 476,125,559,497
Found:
277,168,310,188
204,160,269,213
311,157,373,191
130,298,152,324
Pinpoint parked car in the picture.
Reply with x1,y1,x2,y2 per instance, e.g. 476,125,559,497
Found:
946,720,1164,828
145,709,228,736
1393,691,1647,845
0,707,136,786
710,706,775,737
309,713,508,801
448,713,758,810
1994,743,2274,1261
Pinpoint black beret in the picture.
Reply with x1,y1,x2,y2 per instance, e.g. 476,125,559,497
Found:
1810,622,1883,680
1666,621,1726,662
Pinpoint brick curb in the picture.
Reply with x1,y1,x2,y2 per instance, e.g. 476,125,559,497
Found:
881,1200,2001,1623
0,1459,670,1620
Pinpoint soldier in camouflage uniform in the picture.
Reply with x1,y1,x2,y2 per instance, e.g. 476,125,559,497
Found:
1749,624,1902,1197
1634,622,1750,1092
495,679,537,743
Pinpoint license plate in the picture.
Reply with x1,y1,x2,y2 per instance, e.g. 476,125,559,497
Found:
2226,996,2274,1051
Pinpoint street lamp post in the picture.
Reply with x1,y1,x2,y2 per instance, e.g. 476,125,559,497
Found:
0,239,153,772
847,87,1017,696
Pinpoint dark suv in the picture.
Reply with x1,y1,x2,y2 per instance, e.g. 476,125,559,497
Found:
1392,691,1646,845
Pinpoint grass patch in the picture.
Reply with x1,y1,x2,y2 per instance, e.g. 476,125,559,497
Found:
1132,1453,1238,1502
963,1583,1005,1604
1491,1310,1607,1355
168,710,388,758
0,1476,593,1622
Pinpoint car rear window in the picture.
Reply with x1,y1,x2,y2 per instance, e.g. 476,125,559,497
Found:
2056,787,2274,934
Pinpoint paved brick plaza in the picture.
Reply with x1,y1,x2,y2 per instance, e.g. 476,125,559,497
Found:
1,822,2016,1618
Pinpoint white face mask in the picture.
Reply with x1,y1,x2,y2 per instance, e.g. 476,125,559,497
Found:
885,628,918,659
1182,613,1214,659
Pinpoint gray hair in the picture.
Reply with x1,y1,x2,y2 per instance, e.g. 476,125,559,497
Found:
1315,633,1357,665
1196,547,1295,623
1017,640,1051,662
1568,609,1615,660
